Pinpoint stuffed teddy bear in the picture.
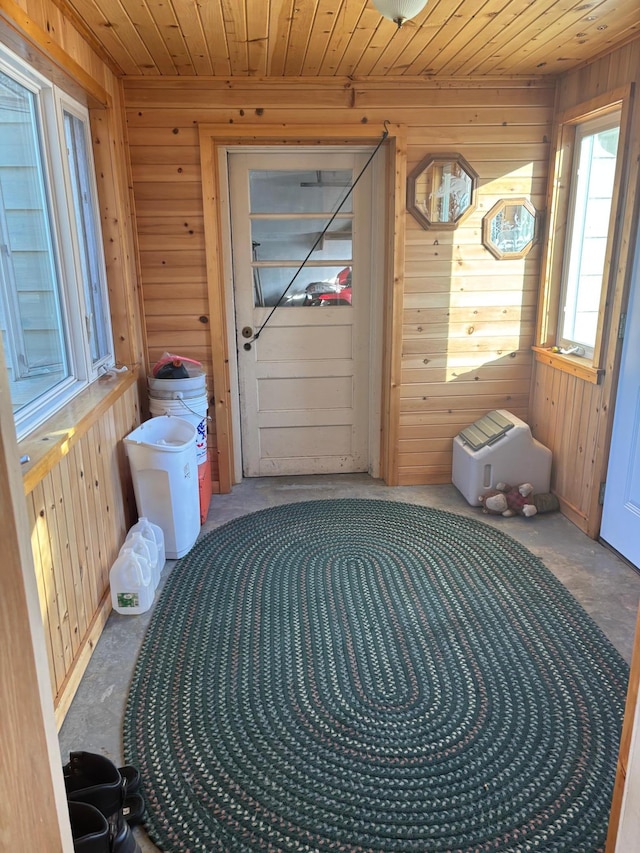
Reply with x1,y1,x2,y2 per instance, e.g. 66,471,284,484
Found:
479,482,537,517
479,483,560,517
479,483,536,516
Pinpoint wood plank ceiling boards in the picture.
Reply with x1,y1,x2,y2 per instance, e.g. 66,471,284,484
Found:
54,0,640,80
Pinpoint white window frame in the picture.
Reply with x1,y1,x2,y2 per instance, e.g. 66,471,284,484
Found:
535,87,631,382
558,110,621,358
0,45,113,439
56,94,113,370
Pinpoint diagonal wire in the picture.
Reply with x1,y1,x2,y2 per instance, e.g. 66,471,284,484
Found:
250,122,390,343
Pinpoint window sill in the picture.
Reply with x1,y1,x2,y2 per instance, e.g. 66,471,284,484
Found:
532,346,603,384
19,367,139,496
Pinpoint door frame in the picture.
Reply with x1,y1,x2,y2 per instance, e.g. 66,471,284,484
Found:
199,123,407,492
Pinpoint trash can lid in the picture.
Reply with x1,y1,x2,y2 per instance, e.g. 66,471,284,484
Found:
458,410,514,451
124,415,196,450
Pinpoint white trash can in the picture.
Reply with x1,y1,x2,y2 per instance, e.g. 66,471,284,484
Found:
124,416,200,559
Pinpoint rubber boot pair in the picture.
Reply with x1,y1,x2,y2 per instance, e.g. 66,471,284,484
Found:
64,751,143,853
68,803,113,853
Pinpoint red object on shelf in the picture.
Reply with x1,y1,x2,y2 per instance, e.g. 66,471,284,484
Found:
198,460,212,524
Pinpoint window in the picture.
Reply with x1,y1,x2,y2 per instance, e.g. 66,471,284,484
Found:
535,90,629,380
0,47,112,439
62,106,112,364
559,112,621,355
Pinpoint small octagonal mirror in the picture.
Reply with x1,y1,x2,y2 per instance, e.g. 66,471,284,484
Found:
407,153,478,230
482,198,537,259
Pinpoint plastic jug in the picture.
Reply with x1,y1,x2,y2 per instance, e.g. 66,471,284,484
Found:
110,548,154,615
125,529,160,590
128,517,165,579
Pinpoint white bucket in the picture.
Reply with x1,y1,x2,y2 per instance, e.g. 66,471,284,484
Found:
148,369,208,465
148,368,206,399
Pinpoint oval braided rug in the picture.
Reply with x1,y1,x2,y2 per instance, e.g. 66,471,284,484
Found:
123,499,629,852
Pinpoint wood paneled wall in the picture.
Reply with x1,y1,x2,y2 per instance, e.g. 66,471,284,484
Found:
23,381,140,724
124,77,554,487
529,40,640,536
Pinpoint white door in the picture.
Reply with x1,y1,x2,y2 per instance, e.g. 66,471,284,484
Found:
229,150,374,477
601,222,640,567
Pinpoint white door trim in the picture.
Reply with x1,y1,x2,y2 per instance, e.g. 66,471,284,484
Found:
217,143,385,483
216,146,243,483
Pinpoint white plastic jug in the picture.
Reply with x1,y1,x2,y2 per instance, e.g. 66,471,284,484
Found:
129,517,165,578
110,548,154,615
125,529,160,590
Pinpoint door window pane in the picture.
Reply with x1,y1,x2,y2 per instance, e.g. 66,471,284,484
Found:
249,169,353,214
254,265,352,307
0,70,69,416
250,218,352,262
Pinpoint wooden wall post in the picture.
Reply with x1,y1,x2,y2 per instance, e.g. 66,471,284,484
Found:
0,344,73,851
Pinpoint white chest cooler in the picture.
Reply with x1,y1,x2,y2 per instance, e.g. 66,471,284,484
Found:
452,410,552,506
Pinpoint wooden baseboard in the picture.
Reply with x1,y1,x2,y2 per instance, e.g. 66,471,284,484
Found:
54,590,112,730
556,495,590,535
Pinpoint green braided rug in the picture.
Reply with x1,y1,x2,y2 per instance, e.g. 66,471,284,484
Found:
123,499,629,852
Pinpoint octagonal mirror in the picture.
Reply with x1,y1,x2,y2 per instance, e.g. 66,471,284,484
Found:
407,153,478,230
482,198,537,259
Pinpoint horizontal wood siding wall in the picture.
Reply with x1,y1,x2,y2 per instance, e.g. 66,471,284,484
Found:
529,40,640,535
124,78,554,486
24,382,140,723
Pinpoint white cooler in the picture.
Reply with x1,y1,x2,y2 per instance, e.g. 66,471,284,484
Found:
452,410,552,506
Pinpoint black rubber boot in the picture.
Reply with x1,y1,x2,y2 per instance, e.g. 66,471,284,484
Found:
64,752,141,853
119,765,141,794
68,802,110,852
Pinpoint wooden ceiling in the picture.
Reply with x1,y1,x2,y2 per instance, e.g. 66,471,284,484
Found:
60,0,640,79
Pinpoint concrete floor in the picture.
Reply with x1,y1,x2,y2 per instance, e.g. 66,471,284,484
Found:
59,475,640,852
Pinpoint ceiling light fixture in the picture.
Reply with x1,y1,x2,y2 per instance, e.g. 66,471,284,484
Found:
372,0,429,28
